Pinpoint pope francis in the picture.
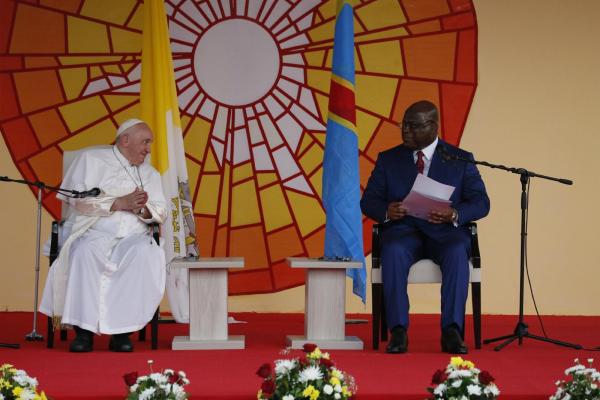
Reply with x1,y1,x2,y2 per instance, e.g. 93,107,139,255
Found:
40,119,167,352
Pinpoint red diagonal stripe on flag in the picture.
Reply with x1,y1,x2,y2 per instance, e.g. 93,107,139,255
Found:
328,79,356,125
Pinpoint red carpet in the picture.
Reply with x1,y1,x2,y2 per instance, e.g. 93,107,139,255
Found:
1,312,599,399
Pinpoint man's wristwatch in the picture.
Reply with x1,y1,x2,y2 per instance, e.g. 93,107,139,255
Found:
451,208,458,223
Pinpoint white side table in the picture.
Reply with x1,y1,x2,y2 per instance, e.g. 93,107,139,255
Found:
285,257,364,350
170,257,245,350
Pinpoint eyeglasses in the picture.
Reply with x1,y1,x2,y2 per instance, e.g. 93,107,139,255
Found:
400,120,437,131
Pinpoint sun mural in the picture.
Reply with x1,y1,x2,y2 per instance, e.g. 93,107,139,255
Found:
0,0,477,294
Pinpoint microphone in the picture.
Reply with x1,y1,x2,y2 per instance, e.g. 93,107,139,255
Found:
436,143,453,161
74,187,101,198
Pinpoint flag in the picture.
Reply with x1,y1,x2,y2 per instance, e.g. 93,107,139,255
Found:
140,0,198,322
322,0,366,302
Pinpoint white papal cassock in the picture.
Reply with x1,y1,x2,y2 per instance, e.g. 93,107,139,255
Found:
40,145,167,334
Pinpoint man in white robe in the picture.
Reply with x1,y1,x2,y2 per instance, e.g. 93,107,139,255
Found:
40,119,167,352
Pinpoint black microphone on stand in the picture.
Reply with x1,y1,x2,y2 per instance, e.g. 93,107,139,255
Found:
436,143,454,162
73,188,101,198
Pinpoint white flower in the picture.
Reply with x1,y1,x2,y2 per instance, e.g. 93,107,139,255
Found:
298,366,323,382
129,384,139,393
173,383,187,400
588,358,594,364
0,393,5,400
150,372,167,384
459,396,468,400
334,394,341,400
433,383,447,395
451,380,462,388
17,389,36,400
275,359,297,376
565,365,585,375
178,370,187,378
282,395,295,400
448,369,471,379
323,384,334,395
484,384,500,396
164,369,174,375
467,384,482,396
139,387,156,400
334,384,342,392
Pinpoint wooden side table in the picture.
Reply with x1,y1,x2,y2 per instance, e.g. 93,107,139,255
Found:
170,257,245,350
285,257,364,350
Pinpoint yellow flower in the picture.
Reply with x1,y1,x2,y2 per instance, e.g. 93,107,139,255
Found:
322,352,330,360
309,389,320,400
257,389,263,399
13,386,23,396
41,392,48,400
331,369,343,379
450,357,464,367
303,385,316,397
342,386,352,397
462,360,475,369
308,348,322,359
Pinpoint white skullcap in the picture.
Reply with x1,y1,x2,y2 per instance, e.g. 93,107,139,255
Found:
116,118,145,137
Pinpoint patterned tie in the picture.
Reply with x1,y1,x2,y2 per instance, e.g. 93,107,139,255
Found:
416,150,425,174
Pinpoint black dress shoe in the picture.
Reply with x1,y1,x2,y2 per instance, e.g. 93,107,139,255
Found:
109,333,133,352
441,326,468,354
69,327,93,353
386,326,408,354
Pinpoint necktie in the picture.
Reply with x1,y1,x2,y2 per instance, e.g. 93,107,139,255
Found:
416,150,424,174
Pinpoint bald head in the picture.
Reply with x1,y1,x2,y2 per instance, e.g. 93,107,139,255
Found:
405,100,438,122
400,100,439,150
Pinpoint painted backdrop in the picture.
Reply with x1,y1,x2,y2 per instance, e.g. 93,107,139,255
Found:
0,0,477,294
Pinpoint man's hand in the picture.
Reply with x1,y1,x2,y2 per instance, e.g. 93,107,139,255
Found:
387,201,408,220
111,188,148,212
428,207,455,224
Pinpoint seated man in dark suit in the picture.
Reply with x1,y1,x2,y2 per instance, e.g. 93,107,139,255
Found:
361,100,490,354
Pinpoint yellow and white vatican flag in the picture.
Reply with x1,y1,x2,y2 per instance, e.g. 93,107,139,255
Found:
140,0,198,323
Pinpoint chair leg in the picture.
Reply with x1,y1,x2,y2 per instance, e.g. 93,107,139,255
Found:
372,283,381,350
151,308,159,350
138,326,146,342
47,317,54,349
380,300,388,342
472,282,482,349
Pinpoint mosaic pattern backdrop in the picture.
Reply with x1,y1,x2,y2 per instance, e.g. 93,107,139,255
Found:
0,0,478,294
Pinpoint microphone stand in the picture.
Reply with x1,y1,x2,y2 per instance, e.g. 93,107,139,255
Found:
0,176,84,347
439,149,582,351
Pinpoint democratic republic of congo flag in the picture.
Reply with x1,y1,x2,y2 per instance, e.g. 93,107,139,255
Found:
140,0,198,322
322,0,366,302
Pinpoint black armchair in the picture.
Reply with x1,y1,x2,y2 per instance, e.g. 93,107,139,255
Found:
371,222,482,350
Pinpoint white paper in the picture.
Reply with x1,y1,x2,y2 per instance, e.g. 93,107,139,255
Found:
402,174,455,220
411,174,455,200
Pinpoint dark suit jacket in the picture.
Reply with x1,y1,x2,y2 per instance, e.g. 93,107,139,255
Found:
361,140,490,236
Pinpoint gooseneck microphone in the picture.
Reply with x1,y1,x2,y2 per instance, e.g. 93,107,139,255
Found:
73,187,101,198
436,143,454,162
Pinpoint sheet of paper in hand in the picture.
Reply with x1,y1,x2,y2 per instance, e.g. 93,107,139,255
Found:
402,174,456,220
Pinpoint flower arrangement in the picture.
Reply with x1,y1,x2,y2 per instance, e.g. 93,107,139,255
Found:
256,343,356,400
123,360,190,400
550,358,600,400
0,363,47,400
427,357,500,400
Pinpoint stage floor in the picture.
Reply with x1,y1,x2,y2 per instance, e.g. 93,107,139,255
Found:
1,312,599,399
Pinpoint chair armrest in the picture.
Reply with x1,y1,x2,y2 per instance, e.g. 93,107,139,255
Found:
49,221,62,264
149,222,160,246
466,222,481,269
